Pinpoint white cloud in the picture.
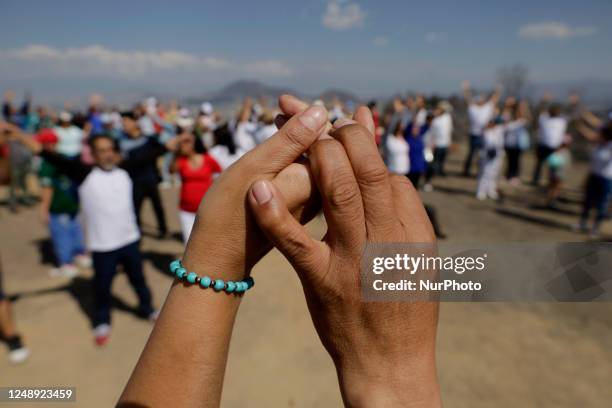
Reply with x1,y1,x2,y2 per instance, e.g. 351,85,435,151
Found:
518,22,596,40
322,1,365,31
425,32,446,44
0,44,293,79
372,36,389,47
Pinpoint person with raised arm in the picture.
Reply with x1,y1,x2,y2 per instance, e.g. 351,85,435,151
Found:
462,80,502,177
3,120,177,346
117,95,440,408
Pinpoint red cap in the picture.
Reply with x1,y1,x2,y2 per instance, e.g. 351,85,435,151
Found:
36,128,59,145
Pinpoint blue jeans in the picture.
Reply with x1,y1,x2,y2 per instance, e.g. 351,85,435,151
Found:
91,240,153,326
49,213,85,266
581,174,612,226
463,134,483,176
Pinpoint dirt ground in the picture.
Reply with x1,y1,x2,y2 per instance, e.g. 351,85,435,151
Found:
0,149,611,408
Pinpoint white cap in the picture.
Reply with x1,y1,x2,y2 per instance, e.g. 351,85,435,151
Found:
200,102,213,115
100,113,113,124
176,117,194,129
179,107,191,118
145,97,157,107
59,111,73,122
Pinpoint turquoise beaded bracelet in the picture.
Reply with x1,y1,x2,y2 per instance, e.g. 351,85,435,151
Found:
169,260,254,294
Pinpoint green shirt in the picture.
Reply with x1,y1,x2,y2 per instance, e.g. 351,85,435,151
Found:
39,160,80,215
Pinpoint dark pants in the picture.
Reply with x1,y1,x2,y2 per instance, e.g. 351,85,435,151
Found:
407,172,422,189
424,204,445,238
133,180,167,234
532,144,555,185
426,148,448,183
463,134,483,176
91,240,153,326
581,174,612,227
429,147,448,180
505,147,522,180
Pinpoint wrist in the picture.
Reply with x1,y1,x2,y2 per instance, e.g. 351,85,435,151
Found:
335,351,440,408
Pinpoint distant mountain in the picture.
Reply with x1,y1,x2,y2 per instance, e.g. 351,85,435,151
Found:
185,80,364,110
185,80,299,107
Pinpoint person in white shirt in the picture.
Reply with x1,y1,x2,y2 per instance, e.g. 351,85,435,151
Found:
254,110,277,145
532,103,568,185
233,98,258,152
428,101,453,177
476,115,505,200
53,111,84,158
462,81,502,177
504,100,531,184
197,102,217,149
576,114,612,236
385,121,410,175
412,94,428,130
208,123,247,170
9,128,176,346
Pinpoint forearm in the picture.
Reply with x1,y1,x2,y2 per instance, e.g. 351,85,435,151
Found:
40,187,52,211
118,254,243,407
39,151,89,183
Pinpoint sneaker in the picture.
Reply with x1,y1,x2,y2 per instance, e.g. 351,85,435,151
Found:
476,192,487,201
7,336,29,364
74,254,92,268
49,264,78,279
488,191,499,200
8,347,30,364
423,183,433,192
93,324,111,346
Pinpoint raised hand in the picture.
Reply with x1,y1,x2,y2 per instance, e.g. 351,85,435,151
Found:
248,105,440,407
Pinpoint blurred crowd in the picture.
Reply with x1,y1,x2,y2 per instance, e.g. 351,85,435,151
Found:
0,83,611,360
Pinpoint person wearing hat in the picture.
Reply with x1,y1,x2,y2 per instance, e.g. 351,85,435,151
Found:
53,111,84,158
119,111,169,239
37,128,90,278
197,102,216,149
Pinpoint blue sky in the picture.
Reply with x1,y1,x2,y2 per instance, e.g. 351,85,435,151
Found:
1,0,611,102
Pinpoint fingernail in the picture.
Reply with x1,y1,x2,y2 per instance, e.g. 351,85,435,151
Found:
252,180,273,204
299,106,327,131
333,118,356,129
